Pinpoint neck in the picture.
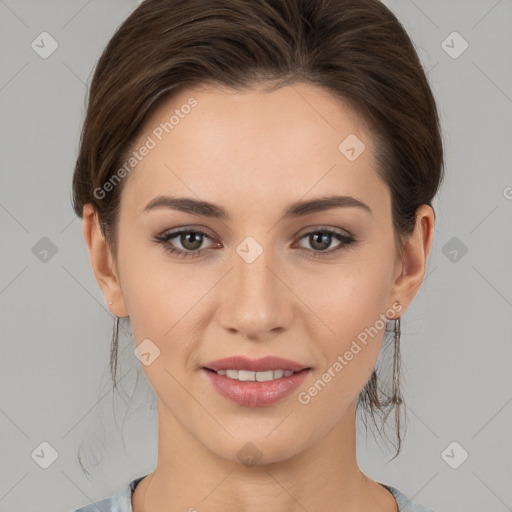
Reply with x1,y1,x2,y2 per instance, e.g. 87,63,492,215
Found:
132,400,398,512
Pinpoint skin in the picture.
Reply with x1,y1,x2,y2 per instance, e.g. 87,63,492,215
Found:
83,82,434,512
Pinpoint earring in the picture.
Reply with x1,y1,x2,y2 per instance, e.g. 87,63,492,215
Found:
391,315,402,405
108,301,113,305
110,315,120,392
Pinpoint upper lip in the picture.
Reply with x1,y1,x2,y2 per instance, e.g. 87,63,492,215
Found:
203,356,310,373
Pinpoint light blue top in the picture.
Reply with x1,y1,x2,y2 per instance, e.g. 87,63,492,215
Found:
73,474,435,512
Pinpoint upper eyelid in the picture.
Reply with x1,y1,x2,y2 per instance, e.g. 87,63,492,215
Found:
159,224,353,238
297,225,354,238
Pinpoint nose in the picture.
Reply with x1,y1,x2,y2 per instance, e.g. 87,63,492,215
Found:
216,243,293,339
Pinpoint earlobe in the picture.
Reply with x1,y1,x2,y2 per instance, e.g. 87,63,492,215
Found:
391,204,435,312
82,203,128,317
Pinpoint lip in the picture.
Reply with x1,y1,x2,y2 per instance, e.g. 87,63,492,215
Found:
203,355,309,373
203,367,311,407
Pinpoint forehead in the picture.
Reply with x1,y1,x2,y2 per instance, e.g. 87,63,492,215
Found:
120,82,388,218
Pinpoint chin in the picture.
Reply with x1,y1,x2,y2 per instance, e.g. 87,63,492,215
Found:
200,429,309,467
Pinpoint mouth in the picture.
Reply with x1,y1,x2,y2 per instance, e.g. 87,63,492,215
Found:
202,365,312,407
201,355,312,406
202,355,311,378
203,367,310,382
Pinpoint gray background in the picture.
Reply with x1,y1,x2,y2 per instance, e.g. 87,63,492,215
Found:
1,0,511,511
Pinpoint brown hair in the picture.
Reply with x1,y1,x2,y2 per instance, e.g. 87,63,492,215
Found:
72,0,444,460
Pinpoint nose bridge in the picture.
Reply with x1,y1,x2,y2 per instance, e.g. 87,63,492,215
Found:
236,242,272,296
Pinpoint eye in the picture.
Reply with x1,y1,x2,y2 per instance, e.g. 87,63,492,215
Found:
294,228,356,257
154,228,218,259
154,226,356,260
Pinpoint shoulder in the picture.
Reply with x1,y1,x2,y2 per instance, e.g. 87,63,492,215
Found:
72,475,147,512
381,483,436,512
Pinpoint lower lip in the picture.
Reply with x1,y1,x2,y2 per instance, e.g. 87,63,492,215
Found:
203,368,311,407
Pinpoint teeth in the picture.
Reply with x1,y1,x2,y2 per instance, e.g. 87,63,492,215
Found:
216,369,297,381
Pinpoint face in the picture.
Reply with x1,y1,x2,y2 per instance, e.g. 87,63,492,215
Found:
89,82,424,465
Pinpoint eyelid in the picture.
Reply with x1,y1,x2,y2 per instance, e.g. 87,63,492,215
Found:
295,224,355,239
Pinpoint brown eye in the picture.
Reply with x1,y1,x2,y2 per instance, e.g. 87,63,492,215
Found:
295,229,356,256
177,231,204,251
155,228,216,259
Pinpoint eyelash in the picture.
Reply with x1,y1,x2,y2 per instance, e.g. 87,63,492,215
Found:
154,227,356,260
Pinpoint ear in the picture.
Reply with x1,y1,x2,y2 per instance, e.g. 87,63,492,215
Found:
82,203,128,318
390,204,435,315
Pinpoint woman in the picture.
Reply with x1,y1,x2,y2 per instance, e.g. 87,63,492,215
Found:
71,0,443,510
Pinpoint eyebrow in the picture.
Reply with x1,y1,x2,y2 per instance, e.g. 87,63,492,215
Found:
143,194,372,220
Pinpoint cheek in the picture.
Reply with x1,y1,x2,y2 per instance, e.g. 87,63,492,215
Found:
115,233,189,343
117,241,221,383
294,255,394,398
298,255,393,341
116,247,208,401
120,264,204,345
